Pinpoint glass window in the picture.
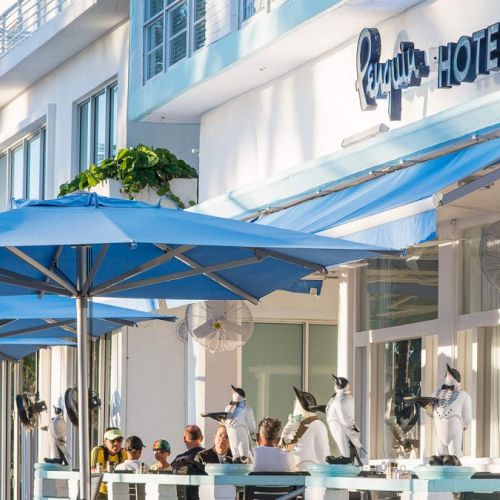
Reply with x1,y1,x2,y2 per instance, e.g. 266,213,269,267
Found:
78,83,118,172
359,246,439,331
462,224,500,314
10,144,24,200
108,84,118,158
79,100,91,173
478,326,500,457
27,133,43,199
307,324,338,403
242,0,266,21
93,92,106,166
0,154,7,211
382,338,422,459
143,0,206,81
242,323,303,425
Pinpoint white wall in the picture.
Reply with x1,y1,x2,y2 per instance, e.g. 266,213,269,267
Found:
198,0,500,201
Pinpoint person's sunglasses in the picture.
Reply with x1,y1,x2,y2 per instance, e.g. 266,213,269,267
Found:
111,438,123,443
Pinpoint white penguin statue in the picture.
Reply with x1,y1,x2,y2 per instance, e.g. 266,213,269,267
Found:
428,364,472,458
324,374,363,465
224,385,256,461
47,407,70,465
279,386,330,471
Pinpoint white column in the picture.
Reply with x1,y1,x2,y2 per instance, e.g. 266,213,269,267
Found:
337,268,356,382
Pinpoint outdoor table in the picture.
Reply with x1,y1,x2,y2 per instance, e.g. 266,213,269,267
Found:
34,468,500,500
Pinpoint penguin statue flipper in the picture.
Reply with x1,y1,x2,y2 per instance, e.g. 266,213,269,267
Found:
201,412,228,423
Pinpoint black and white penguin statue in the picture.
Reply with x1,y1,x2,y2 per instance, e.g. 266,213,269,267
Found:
47,407,70,465
279,386,330,471
324,374,363,465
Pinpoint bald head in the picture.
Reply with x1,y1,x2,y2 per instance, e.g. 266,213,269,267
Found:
183,425,203,449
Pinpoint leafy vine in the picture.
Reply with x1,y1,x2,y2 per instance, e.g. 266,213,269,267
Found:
58,144,198,208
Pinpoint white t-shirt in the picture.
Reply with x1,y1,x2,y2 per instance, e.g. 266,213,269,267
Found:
253,446,297,472
115,459,144,472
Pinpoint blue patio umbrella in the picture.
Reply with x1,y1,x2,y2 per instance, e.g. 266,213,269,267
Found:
0,339,76,362
0,295,175,341
0,192,390,498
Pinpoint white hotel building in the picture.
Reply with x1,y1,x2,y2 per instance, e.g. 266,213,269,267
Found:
0,0,500,498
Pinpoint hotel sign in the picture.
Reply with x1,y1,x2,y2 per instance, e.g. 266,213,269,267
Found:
356,23,500,121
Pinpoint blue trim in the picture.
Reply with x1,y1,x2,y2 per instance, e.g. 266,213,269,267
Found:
128,0,342,121
191,88,500,219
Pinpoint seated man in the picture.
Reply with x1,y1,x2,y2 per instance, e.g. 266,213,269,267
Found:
149,439,172,472
115,436,147,472
90,427,127,498
253,418,297,472
195,425,232,464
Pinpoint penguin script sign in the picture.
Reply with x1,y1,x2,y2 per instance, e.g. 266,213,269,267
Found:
355,23,500,121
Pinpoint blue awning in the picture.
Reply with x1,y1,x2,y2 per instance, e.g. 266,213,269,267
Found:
257,138,500,249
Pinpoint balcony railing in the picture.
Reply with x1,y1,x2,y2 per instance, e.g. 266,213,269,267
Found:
0,0,71,58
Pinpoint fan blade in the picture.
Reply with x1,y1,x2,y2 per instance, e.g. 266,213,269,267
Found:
193,320,216,339
221,319,252,338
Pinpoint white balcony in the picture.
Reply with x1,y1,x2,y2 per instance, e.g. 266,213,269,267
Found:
0,0,129,108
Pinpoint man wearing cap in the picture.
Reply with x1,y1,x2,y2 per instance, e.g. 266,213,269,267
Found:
115,435,147,472
149,439,172,472
91,427,127,498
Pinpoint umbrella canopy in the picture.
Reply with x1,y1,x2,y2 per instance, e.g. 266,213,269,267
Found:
0,192,391,498
0,339,76,362
0,295,175,341
0,192,388,302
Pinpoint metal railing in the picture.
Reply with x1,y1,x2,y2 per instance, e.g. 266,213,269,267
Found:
0,0,71,58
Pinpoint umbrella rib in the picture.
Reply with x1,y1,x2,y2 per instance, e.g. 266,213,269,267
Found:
0,269,72,296
0,319,16,329
6,247,78,295
42,319,77,336
98,255,262,296
0,319,76,339
157,245,260,305
38,246,64,300
90,245,194,296
102,318,138,327
81,244,110,295
253,248,327,274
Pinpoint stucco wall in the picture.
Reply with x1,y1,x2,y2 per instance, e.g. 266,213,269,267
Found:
198,0,500,202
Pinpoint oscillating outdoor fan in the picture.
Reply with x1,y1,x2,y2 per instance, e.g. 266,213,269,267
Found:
64,387,102,427
16,392,47,429
185,301,254,353
176,319,189,343
479,221,500,291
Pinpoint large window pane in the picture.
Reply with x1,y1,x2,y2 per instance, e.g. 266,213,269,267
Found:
108,85,118,157
308,324,338,404
359,247,438,331
243,0,266,21
27,133,42,199
79,100,91,172
93,92,106,165
0,154,7,211
169,32,187,65
10,145,24,199
242,323,303,426
463,224,500,313
170,2,187,35
145,0,163,20
382,338,421,459
145,18,164,79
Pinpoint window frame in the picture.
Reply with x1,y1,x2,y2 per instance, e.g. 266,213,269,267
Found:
142,0,206,83
76,81,118,173
239,0,288,26
0,127,46,210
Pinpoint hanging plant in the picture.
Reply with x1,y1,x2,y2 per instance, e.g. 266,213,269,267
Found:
58,144,198,208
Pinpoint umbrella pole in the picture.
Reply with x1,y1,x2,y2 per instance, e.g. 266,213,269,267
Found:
76,246,90,500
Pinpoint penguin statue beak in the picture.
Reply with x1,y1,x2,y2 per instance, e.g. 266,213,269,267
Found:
231,384,237,391
331,374,338,383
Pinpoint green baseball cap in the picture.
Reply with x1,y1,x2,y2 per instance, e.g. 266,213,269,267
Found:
153,439,171,452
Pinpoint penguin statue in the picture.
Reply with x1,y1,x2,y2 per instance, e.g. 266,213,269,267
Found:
323,374,363,465
46,407,70,465
279,386,330,471
410,364,472,460
202,385,256,462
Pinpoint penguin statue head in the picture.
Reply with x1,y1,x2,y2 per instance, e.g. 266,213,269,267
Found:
444,364,461,386
331,374,349,393
53,406,63,416
230,385,246,403
292,386,317,416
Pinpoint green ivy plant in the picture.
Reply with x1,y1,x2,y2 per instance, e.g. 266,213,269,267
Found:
58,144,198,208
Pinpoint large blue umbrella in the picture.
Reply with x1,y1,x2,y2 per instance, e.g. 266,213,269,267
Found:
0,192,389,498
0,339,76,362
0,295,175,341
